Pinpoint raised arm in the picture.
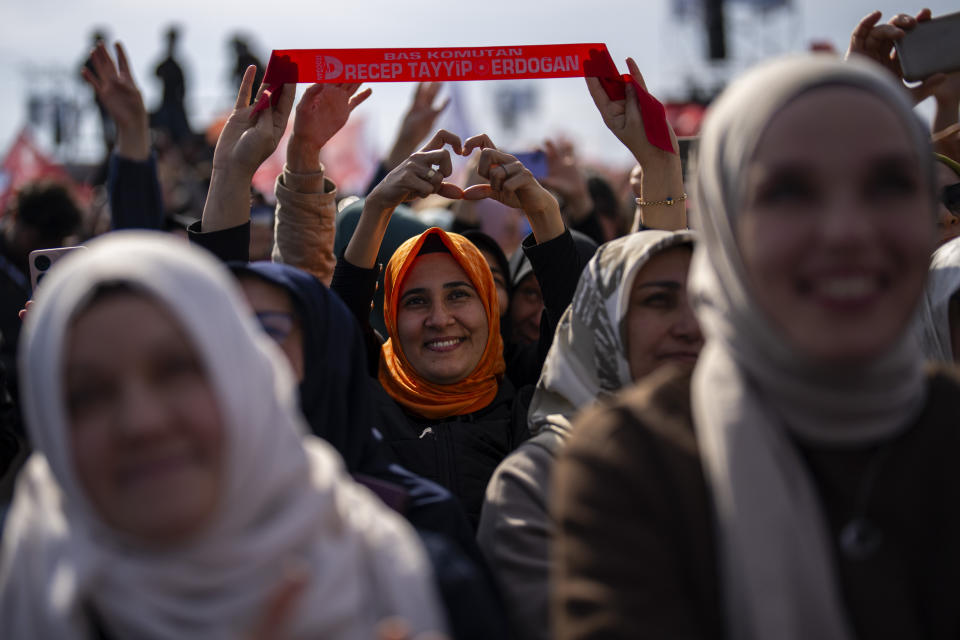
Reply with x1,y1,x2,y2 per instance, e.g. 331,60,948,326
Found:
82,41,162,230
586,58,685,231
845,9,946,103
345,129,464,269
273,82,371,282
201,66,294,233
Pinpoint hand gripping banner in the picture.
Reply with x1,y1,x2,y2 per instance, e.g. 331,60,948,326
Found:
254,43,674,153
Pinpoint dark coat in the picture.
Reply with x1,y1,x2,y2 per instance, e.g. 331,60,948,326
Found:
373,377,534,528
552,365,960,640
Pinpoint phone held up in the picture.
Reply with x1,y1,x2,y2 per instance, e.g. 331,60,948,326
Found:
28,246,87,291
895,11,960,82
510,150,549,181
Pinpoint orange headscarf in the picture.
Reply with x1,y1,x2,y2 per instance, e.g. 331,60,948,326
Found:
379,227,505,420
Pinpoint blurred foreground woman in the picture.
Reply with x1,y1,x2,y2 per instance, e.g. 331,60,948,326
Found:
552,55,960,640
0,232,445,639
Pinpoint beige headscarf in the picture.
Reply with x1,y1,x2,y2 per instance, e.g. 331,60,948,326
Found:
1,232,445,639
689,55,935,640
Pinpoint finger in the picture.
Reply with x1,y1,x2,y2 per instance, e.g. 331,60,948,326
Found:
850,10,883,51
344,82,362,95
910,74,947,103
348,87,373,111
301,83,325,103
477,148,516,179
437,182,464,199
433,96,451,116
626,57,648,93
916,7,932,22
81,66,102,93
424,81,443,104
888,13,916,30
90,43,118,83
462,184,494,201
114,42,133,79
543,139,560,162
420,129,462,154
585,75,612,111
623,80,644,127
235,65,256,110
416,149,453,177
502,171,535,199
463,133,496,155
276,83,296,120
405,174,438,199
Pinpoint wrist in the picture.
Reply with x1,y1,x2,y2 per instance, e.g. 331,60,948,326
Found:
386,137,417,170
286,140,323,174
114,122,150,162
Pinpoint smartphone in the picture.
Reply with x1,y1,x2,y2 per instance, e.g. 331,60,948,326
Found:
895,11,960,82
511,150,549,180
28,246,86,291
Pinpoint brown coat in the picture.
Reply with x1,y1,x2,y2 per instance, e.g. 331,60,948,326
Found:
551,365,960,640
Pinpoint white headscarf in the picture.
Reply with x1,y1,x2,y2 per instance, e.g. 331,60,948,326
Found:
1,232,445,639
689,56,935,640
527,229,695,437
917,235,960,362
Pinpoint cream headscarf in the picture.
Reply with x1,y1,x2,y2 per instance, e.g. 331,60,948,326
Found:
918,236,960,363
1,232,445,639
689,56,935,640
527,229,695,437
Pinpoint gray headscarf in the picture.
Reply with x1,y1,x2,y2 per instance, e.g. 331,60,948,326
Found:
527,229,695,437
689,55,935,640
917,235,960,362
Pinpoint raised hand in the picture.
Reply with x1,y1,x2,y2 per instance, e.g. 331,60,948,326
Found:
585,57,679,163
846,9,945,103
540,139,593,220
347,130,465,269
367,129,465,211
212,66,295,177
287,83,372,173
386,82,451,170
202,67,294,232
81,42,149,160
463,138,565,243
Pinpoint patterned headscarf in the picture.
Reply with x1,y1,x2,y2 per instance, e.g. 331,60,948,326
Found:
527,229,695,437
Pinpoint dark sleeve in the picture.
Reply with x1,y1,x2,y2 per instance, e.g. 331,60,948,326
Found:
364,161,391,195
551,404,711,640
522,229,589,377
570,208,605,246
107,153,164,230
522,229,585,327
186,220,250,263
330,256,382,376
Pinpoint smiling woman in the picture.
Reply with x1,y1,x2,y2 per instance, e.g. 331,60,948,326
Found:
1,232,445,639
551,55,960,640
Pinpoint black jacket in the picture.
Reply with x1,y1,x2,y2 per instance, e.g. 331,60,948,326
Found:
372,376,533,528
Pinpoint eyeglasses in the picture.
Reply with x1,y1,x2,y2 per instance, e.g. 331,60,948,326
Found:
255,311,297,343
943,183,960,215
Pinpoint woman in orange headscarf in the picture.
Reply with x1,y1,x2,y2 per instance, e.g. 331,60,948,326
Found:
331,130,570,525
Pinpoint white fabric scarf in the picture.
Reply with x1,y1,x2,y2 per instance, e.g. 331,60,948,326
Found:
527,229,695,438
688,55,935,640
917,235,960,363
1,232,445,639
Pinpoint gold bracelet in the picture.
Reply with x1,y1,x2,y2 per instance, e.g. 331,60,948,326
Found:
635,193,688,207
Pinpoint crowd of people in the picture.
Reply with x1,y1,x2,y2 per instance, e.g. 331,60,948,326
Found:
1,7,959,639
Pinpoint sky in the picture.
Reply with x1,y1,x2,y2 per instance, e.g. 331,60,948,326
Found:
0,0,955,168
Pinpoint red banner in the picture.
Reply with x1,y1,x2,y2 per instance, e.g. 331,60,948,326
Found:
254,43,674,154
